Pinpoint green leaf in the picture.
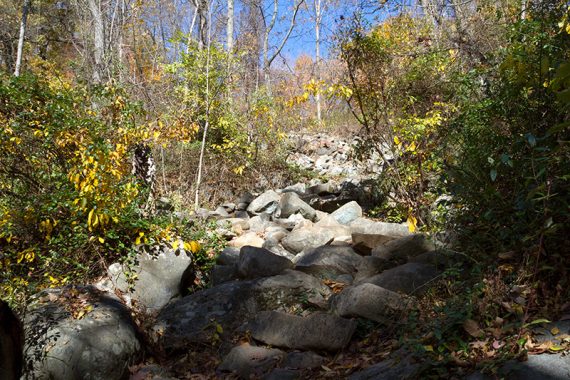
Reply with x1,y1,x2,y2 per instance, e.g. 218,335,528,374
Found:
490,169,497,182
523,318,551,328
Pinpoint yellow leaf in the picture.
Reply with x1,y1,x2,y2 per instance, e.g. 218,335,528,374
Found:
189,241,201,253
424,345,434,352
407,215,417,233
550,345,565,352
551,327,561,335
98,237,105,243
172,240,180,249
87,208,95,227
394,136,401,146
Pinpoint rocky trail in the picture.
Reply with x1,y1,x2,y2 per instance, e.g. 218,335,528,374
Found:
20,134,570,380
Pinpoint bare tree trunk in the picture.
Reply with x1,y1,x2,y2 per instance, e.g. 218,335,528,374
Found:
227,0,234,51
521,0,527,19
195,0,212,210
314,0,322,122
88,0,106,83
14,0,31,77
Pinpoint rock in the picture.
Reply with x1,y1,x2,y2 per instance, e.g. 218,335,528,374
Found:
248,213,272,232
282,351,325,369
315,214,352,237
264,369,299,380
283,183,306,195
237,246,294,279
25,287,141,380
352,233,395,255
408,249,453,269
229,231,265,248
155,270,331,350
262,240,296,260
212,206,230,218
235,210,250,219
218,343,285,379
211,265,238,285
348,354,421,380
237,192,255,211
218,218,250,233
330,201,362,225
247,190,281,215
105,244,193,311
354,256,394,282
216,247,241,266
249,311,356,351
331,283,410,323
360,263,440,295
156,197,174,211
371,234,435,263
130,364,177,380
264,226,289,241
281,227,335,254
497,353,570,380
307,182,338,196
222,202,237,213
0,300,23,380
350,218,410,238
532,320,570,345
295,245,364,279
313,195,354,213
277,192,317,221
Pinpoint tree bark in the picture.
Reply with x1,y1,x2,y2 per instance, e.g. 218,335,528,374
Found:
14,0,31,77
314,0,322,122
88,0,106,83
227,0,234,51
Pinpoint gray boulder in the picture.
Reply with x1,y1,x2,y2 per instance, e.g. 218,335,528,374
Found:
237,246,294,279
372,234,435,263
25,287,141,380
498,353,570,380
350,218,410,238
282,351,325,370
154,270,331,350
218,343,285,379
105,243,193,311
281,227,335,254
352,233,395,255
262,240,296,260
211,265,239,285
348,354,421,380
247,190,281,215
360,263,440,295
249,311,357,351
216,246,240,266
331,283,410,323
295,245,364,279
277,192,317,221
330,201,362,225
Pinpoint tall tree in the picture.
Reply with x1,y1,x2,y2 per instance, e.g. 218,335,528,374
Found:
14,0,31,77
227,0,234,51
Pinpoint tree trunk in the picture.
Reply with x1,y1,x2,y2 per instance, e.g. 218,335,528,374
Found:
314,0,322,122
88,0,106,83
14,0,31,77
227,0,234,51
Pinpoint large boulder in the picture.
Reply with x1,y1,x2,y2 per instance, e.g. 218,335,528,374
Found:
294,245,364,279
0,300,23,380
276,192,317,221
218,343,285,379
351,233,395,255
154,270,331,351
216,247,241,266
247,190,281,215
237,246,294,279
331,283,410,323
330,201,362,225
104,243,193,312
281,227,336,254
249,311,357,351
360,263,440,295
25,287,141,380
349,218,410,238
371,234,435,263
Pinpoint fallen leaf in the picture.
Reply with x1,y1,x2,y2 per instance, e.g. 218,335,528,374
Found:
551,327,561,335
464,319,484,338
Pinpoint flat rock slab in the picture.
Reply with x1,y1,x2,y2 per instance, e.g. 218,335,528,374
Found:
295,245,364,279
331,283,410,323
229,231,265,248
237,246,294,279
216,247,241,266
155,270,331,351
360,262,440,295
25,286,141,380
218,343,284,379
349,218,410,238
372,234,435,263
249,311,357,351
467,353,570,380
